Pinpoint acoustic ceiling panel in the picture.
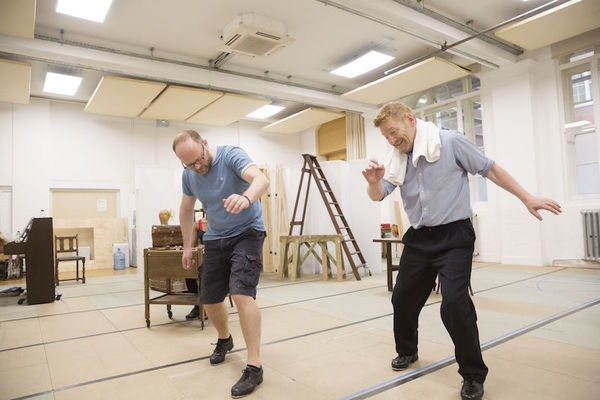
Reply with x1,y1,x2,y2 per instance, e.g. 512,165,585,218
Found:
0,58,31,104
341,57,470,105
186,93,270,126
0,0,36,39
494,0,600,51
261,107,344,134
85,76,166,117
139,86,223,121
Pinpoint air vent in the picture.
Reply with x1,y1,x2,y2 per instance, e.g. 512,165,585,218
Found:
220,13,294,57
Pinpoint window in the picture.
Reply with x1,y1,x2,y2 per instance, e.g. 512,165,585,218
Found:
424,106,458,131
560,49,600,196
405,77,487,202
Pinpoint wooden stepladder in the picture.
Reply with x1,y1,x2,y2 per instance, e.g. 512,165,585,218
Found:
289,154,369,280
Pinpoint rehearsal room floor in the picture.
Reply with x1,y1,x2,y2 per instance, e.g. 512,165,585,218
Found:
0,260,599,400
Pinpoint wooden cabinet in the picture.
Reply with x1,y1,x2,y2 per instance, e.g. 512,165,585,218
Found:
144,247,203,328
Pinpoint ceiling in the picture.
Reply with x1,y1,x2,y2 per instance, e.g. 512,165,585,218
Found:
0,0,597,130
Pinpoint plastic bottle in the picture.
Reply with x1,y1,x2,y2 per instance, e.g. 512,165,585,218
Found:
113,247,126,270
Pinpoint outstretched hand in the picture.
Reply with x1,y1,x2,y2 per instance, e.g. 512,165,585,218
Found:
524,195,562,221
362,159,385,184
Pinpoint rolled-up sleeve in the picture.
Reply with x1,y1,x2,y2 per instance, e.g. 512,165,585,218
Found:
381,178,397,199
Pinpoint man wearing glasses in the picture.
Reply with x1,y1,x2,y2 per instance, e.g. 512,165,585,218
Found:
173,129,269,398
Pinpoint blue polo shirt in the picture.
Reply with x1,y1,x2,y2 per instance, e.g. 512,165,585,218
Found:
382,130,494,229
182,145,265,240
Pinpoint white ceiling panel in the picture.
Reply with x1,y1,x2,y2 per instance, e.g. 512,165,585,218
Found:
186,93,270,126
0,0,35,39
494,0,600,51
0,58,31,104
341,57,471,105
139,86,223,121
261,107,344,134
85,76,166,117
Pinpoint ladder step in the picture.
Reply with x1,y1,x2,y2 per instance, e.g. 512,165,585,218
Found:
290,221,302,225
343,238,357,242
349,251,362,255
328,202,338,205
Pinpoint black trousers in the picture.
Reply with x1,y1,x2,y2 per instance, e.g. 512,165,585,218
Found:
392,218,488,383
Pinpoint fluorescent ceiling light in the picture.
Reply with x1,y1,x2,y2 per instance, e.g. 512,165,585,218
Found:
564,120,591,129
56,0,113,23
43,72,82,96
246,104,285,119
570,48,594,62
331,50,394,78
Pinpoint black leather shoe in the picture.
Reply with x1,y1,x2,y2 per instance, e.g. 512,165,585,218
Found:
185,306,200,320
231,365,263,398
391,353,418,371
210,335,234,365
461,380,484,400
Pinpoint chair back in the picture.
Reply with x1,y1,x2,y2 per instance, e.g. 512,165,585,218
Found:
55,234,80,258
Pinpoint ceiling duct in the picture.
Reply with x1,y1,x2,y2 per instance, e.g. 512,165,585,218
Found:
219,13,295,57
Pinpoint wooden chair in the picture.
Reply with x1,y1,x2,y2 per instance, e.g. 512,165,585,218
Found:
54,234,86,285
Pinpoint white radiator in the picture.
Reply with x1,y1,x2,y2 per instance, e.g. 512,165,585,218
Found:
582,210,600,261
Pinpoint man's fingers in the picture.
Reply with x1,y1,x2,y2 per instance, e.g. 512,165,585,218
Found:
541,203,560,215
530,208,543,221
547,199,562,213
222,195,247,214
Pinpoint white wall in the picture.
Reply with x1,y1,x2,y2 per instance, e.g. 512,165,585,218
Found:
482,60,545,265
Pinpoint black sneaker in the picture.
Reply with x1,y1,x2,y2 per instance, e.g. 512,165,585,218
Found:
391,353,418,371
461,380,484,400
185,306,200,320
231,365,263,398
210,335,234,365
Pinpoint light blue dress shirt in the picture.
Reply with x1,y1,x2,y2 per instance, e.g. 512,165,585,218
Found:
182,145,265,240
382,130,494,229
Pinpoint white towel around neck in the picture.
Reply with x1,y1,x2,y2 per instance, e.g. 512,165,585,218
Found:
383,118,442,186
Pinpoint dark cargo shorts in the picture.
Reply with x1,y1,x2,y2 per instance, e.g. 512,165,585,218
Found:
200,228,266,304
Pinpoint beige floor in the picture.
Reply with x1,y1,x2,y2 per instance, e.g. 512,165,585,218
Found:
0,261,599,400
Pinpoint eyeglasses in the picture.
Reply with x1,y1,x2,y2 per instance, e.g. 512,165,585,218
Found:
181,145,207,169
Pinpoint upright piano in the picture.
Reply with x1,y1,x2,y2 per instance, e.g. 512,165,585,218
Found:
2,217,55,304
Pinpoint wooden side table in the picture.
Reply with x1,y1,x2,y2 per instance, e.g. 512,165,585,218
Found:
278,235,343,281
373,238,403,291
